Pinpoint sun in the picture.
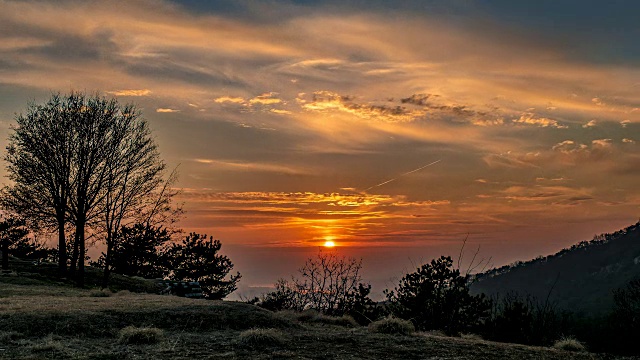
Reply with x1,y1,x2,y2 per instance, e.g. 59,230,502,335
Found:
323,240,336,248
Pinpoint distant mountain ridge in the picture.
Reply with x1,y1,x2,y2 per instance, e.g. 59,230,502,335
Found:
471,221,640,315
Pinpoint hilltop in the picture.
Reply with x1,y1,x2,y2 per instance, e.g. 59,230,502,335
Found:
0,280,627,359
472,222,640,314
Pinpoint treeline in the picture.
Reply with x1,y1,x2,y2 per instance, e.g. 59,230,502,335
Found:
0,216,240,300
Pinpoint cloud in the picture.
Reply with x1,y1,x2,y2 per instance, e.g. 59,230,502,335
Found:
106,89,151,96
501,185,594,205
592,138,613,148
214,96,245,104
622,138,636,144
156,108,180,113
582,119,597,128
193,159,309,175
249,92,283,105
301,91,427,123
513,112,567,128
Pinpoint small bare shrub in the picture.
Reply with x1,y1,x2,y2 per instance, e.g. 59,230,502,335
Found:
368,317,415,335
238,328,286,349
553,337,586,352
118,326,164,345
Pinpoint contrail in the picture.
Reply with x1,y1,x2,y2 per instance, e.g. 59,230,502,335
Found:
364,159,441,192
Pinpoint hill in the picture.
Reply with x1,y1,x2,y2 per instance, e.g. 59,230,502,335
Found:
471,221,640,315
0,280,626,359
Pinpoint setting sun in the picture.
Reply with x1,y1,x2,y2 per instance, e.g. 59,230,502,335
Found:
323,240,336,248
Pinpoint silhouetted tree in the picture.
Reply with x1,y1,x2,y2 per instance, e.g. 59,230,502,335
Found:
2,94,76,274
611,278,640,352
385,255,491,335
2,92,169,286
163,233,241,300
93,223,171,279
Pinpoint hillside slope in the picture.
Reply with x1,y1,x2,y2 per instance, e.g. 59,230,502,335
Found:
0,282,624,359
471,222,640,314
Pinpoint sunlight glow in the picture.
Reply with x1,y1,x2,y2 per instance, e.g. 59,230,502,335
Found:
323,240,336,248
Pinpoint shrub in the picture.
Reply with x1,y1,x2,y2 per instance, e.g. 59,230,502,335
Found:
385,256,491,335
237,328,286,349
483,293,564,346
368,317,415,335
118,326,164,345
553,337,586,352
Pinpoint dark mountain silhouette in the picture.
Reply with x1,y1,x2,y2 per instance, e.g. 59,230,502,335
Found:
471,221,640,315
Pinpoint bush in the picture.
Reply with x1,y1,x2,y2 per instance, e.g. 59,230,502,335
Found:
118,326,164,345
237,328,286,349
258,252,377,320
385,256,490,335
553,337,586,352
368,317,415,335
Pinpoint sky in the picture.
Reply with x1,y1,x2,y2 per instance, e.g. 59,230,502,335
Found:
0,0,639,298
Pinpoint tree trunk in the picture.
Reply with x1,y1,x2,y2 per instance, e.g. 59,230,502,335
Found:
70,231,79,278
101,241,113,289
76,218,85,287
57,218,66,275
1,237,8,271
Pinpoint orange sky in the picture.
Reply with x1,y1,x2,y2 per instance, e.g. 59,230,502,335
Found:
0,0,638,298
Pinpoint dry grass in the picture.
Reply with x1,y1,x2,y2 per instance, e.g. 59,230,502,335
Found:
28,334,69,356
368,317,415,335
237,328,286,349
0,274,614,360
553,337,587,352
277,309,358,327
118,326,164,345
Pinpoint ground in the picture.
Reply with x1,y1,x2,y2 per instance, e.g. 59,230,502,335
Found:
0,264,634,359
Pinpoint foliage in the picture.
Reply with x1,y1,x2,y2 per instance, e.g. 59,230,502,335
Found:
608,278,640,354
259,278,306,311
385,255,491,335
472,222,640,315
1,215,53,267
163,232,241,300
92,223,171,279
482,292,566,346
368,317,415,335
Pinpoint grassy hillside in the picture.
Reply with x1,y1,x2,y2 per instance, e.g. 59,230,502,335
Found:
472,222,640,314
1,276,632,359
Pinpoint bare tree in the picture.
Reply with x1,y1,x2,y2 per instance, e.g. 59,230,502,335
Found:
296,251,363,313
2,94,76,275
98,107,168,288
2,92,170,286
